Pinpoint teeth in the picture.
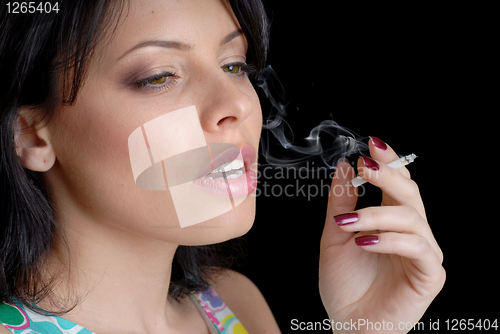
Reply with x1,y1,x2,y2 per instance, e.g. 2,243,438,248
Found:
231,159,244,170
204,159,245,180
205,170,244,180
226,170,243,179
210,159,244,173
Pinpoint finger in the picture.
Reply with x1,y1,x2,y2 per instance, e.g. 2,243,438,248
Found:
357,156,424,212
322,159,358,246
334,206,426,235
368,137,411,179
335,206,442,261
353,232,446,292
329,159,358,217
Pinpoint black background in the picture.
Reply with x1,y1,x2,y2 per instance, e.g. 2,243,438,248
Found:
239,2,497,333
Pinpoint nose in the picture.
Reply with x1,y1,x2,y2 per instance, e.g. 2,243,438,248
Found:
196,68,254,134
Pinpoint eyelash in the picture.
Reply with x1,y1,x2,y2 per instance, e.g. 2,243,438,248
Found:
133,71,177,92
221,62,255,77
133,62,254,93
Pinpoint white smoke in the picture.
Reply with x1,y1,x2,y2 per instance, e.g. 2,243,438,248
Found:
256,65,369,169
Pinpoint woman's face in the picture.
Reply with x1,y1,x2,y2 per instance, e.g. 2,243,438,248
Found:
45,0,262,245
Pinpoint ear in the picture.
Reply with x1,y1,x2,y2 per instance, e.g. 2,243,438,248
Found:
15,110,56,172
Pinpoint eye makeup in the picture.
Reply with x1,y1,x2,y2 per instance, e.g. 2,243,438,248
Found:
132,71,178,93
221,62,255,78
122,59,255,95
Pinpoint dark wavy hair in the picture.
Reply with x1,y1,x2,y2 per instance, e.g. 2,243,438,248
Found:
0,0,269,313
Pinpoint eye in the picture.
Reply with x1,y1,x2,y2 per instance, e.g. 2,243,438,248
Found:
148,75,167,85
223,64,243,74
221,62,254,77
140,73,171,87
132,71,177,92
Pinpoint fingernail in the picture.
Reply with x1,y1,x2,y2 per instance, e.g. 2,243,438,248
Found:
334,157,349,168
334,212,358,226
361,156,380,171
355,235,379,246
370,137,387,150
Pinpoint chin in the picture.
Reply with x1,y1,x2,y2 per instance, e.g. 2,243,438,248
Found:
177,194,256,246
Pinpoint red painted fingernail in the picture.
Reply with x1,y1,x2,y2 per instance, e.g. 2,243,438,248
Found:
370,137,387,150
361,156,380,171
355,235,379,246
334,212,359,226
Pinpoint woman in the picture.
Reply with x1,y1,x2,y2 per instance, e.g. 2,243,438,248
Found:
0,0,445,333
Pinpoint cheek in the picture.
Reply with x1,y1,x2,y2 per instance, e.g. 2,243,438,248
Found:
253,102,263,137
53,100,133,188
49,91,183,233
243,82,263,141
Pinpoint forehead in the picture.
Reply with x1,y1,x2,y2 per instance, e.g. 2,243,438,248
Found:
101,0,240,59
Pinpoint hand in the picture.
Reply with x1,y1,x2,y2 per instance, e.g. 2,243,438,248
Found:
319,137,445,333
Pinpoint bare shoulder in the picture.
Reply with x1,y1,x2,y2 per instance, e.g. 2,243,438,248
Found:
210,269,281,334
0,325,12,334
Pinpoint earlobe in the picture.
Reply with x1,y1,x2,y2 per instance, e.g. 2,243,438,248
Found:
15,112,56,172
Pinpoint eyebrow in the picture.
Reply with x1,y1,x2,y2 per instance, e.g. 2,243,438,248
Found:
118,29,244,61
220,29,243,46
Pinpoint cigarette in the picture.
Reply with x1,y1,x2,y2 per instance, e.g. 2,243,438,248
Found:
351,154,417,187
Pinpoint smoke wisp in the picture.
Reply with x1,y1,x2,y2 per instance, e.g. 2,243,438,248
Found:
256,66,370,170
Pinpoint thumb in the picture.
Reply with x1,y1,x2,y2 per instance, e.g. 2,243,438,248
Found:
322,159,359,246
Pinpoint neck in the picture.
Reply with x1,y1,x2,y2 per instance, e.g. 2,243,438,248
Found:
46,215,184,333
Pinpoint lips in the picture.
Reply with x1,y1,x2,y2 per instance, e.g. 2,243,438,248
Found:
192,143,257,197
128,104,258,228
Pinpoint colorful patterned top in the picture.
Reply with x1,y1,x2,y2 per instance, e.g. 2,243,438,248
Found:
0,286,248,334
189,286,248,334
